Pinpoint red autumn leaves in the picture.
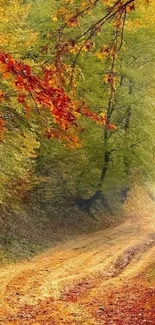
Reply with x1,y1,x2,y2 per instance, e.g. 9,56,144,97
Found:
0,53,116,143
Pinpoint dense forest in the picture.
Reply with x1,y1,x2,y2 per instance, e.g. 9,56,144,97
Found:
0,0,155,213
0,1,155,324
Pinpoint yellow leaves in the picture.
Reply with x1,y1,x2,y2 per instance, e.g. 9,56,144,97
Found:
104,74,109,84
68,43,79,55
54,0,97,28
104,73,117,91
99,112,106,118
96,45,117,60
0,64,6,74
64,0,75,4
81,0,96,10
25,32,38,48
52,15,58,22
67,39,95,56
57,7,68,17
134,18,142,26
101,0,118,5
95,52,104,60
83,40,95,52
55,7,73,25
0,0,36,54
125,0,155,30
0,129,39,203
52,6,80,28
81,1,88,8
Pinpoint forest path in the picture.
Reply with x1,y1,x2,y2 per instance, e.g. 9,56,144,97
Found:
0,211,155,324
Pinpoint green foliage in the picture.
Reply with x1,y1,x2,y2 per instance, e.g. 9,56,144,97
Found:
0,0,155,211
0,130,39,208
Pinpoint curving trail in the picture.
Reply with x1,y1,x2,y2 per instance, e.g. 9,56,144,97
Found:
0,211,155,324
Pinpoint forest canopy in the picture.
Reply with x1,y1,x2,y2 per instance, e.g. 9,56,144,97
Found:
0,0,155,211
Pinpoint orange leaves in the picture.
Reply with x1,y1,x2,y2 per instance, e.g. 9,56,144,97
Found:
93,277,155,325
126,2,135,14
54,7,80,28
106,123,116,131
0,50,116,146
56,39,95,57
0,52,107,145
45,128,81,147
0,117,5,138
0,118,5,128
17,93,30,118
67,17,79,27
81,1,89,8
53,0,95,28
83,40,95,52
104,73,117,90
0,90,4,102
96,44,117,61
17,93,26,104
78,103,107,126
2,72,11,80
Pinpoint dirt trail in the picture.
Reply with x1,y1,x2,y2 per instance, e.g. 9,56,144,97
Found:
0,211,155,324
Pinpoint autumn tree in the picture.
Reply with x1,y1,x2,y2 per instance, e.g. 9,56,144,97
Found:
30,0,155,212
0,0,154,212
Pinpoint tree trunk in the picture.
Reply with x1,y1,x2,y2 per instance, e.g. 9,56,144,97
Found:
121,81,133,202
75,54,116,212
